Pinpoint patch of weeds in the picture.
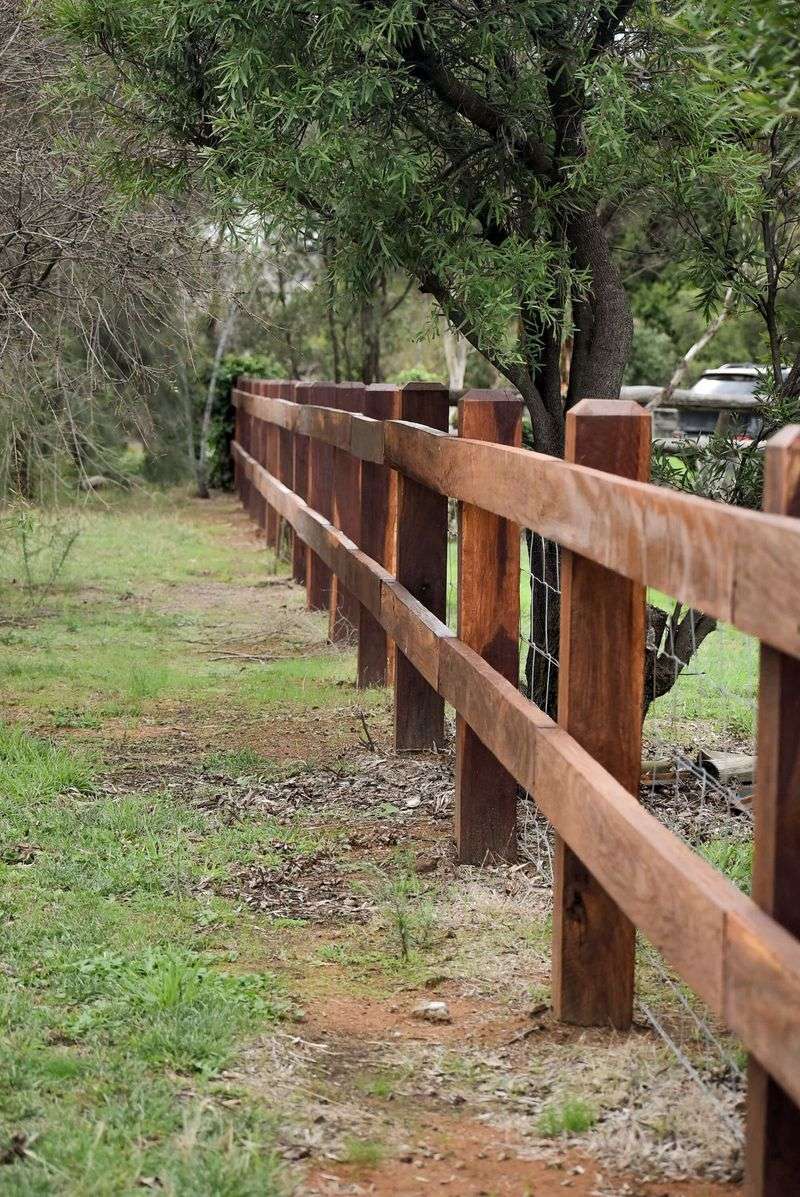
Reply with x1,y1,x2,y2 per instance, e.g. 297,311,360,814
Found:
376,865,436,964
0,506,82,604
0,721,97,800
363,1074,395,1099
700,838,753,893
359,1066,412,1100
127,663,177,701
537,1097,596,1137
527,982,551,1008
60,947,288,1075
203,747,279,779
439,1053,488,1085
50,707,102,729
340,1137,386,1168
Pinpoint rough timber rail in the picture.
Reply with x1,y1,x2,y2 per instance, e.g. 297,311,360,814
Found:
232,377,800,1196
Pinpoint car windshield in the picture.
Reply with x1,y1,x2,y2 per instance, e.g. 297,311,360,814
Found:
690,375,759,398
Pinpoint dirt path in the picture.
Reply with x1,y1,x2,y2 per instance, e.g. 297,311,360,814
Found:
4,494,742,1196
171,501,743,1197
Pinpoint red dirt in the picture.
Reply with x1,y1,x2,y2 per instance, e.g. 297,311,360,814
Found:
305,1117,739,1196
302,993,528,1049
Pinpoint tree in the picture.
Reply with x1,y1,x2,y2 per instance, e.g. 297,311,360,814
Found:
48,0,761,449
0,1,219,499
46,0,773,711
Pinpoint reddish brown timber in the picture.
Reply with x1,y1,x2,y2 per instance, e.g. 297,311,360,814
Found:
553,400,651,1030
292,382,311,587
329,383,364,643
357,384,396,687
455,390,522,864
305,383,336,611
744,426,800,1196
392,383,450,751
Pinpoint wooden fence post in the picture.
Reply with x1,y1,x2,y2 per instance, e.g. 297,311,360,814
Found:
745,426,800,1196
276,381,296,562
254,380,268,531
455,390,522,862
552,398,650,1029
264,380,280,550
292,382,311,586
234,378,243,504
357,384,396,687
306,382,335,612
236,377,248,510
245,382,258,525
393,382,450,750
330,383,364,644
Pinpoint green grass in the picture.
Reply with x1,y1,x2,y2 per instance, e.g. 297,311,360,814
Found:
537,1098,597,1137
0,722,97,800
0,723,293,1193
700,838,753,892
340,1138,386,1168
0,497,352,725
0,493,376,1192
646,590,758,741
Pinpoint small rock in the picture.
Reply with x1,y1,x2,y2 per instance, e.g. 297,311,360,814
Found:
405,796,422,809
411,1000,452,1024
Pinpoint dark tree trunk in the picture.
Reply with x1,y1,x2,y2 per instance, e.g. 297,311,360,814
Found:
524,530,561,717
10,426,31,500
360,281,383,384
643,603,718,715
522,207,634,713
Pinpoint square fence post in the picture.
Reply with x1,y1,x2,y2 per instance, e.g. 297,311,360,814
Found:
237,378,250,512
254,380,268,531
292,382,311,586
552,398,650,1030
393,382,450,750
306,382,335,612
329,383,364,644
246,387,259,525
745,426,800,1196
233,379,243,504
455,390,522,862
264,380,280,550
357,384,396,687
276,381,297,562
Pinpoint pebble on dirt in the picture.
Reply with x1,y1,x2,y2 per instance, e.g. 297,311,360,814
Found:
411,1000,453,1024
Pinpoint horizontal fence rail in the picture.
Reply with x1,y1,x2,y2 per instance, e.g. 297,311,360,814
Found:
234,386,800,660
232,377,800,1196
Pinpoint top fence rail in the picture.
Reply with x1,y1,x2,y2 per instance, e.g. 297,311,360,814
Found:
233,384,800,661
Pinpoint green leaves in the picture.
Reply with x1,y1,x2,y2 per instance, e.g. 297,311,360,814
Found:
43,0,789,399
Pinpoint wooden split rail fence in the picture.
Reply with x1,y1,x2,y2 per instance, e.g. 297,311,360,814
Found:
232,376,800,1195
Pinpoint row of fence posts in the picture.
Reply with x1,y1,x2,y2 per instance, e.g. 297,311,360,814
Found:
234,376,800,1196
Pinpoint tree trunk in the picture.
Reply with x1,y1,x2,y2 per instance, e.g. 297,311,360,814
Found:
360,282,382,383
196,302,236,499
524,207,633,713
10,425,31,500
443,325,469,392
323,243,342,382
